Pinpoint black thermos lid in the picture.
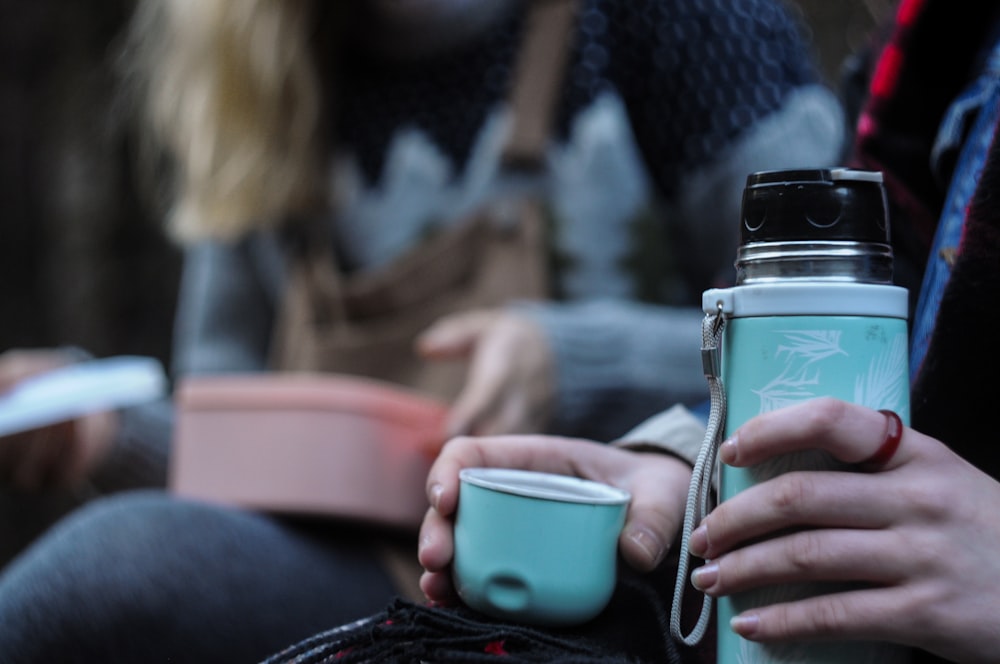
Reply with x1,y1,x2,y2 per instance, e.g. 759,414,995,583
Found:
740,168,890,246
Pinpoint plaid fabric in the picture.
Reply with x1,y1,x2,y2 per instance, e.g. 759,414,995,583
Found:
260,551,721,664
261,599,637,664
261,560,705,664
850,0,1000,270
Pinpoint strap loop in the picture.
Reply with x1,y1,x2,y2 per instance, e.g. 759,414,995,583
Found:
670,307,727,646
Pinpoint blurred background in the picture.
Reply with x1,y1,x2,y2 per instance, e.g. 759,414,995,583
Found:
0,0,180,367
0,0,898,371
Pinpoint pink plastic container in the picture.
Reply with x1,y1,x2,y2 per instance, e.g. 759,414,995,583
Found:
168,373,449,531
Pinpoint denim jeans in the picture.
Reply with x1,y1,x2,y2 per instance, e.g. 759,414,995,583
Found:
0,491,398,663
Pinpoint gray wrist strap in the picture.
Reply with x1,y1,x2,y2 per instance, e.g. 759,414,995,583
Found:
670,306,727,646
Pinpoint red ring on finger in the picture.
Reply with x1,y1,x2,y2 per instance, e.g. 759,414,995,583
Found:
862,409,903,468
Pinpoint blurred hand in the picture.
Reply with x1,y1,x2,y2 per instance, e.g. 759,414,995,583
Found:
417,433,693,604
417,309,555,437
0,348,117,490
687,398,1000,663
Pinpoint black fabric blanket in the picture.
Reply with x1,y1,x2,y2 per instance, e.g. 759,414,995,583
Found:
262,552,713,664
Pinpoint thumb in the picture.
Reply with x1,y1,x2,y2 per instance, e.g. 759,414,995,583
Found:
416,310,498,359
0,349,73,394
617,456,692,572
619,507,679,573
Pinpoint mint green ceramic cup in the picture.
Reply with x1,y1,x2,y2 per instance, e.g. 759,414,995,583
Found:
453,468,631,626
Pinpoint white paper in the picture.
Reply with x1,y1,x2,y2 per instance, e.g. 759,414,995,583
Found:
0,356,167,437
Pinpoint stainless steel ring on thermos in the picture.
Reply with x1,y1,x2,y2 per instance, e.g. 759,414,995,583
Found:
704,168,910,664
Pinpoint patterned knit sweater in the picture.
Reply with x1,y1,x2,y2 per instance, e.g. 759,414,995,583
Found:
96,0,843,489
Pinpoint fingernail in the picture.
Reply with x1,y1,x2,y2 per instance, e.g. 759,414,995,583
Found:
731,613,760,637
429,483,444,509
691,563,718,591
626,525,666,566
689,524,710,557
719,434,739,464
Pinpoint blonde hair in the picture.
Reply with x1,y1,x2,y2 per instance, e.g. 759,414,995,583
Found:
126,0,325,243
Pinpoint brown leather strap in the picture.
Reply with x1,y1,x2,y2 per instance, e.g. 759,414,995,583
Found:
501,0,579,171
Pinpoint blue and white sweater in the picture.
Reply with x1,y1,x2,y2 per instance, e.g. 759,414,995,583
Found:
99,0,844,488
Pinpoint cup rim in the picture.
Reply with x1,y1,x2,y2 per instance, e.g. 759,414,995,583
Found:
459,468,630,505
